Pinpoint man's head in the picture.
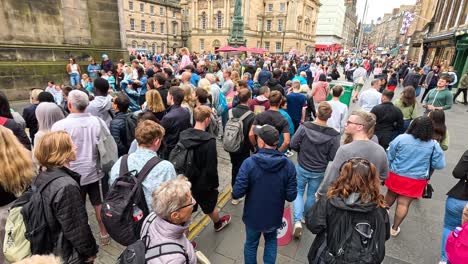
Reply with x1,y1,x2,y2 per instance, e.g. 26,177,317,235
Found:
93,77,110,96
381,89,394,103
154,73,167,88
205,73,216,84
268,90,282,107
317,101,332,121
253,124,279,149
102,54,109,61
167,86,185,106
371,79,380,89
433,65,441,71
184,65,195,73
300,71,307,78
112,92,130,113
212,62,221,72
163,67,173,78
437,75,450,88
61,86,73,100
67,90,89,113
344,110,376,139
197,62,205,72
332,85,343,97
38,91,55,103
273,69,282,79
193,105,211,128
223,69,232,79
238,88,252,105
181,71,192,83
135,120,165,151
259,86,270,97
195,87,209,105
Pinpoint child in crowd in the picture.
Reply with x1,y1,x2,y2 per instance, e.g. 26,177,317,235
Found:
107,71,116,91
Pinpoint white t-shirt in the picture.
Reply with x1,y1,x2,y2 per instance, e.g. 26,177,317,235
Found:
327,99,348,133
359,88,382,112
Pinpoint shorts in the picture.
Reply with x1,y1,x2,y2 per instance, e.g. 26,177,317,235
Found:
81,180,103,206
192,189,219,215
354,84,364,92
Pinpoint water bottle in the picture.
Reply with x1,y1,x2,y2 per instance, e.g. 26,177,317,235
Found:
132,204,144,222
453,226,463,238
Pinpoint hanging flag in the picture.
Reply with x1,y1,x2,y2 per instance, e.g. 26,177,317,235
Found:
400,11,415,35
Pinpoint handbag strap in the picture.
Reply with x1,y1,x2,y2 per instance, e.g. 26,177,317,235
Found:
427,143,436,180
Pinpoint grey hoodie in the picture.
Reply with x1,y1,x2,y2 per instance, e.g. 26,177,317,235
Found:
290,122,340,172
86,95,113,127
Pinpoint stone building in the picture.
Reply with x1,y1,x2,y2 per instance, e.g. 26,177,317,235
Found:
343,0,358,49
180,0,320,54
407,0,438,62
122,0,183,54
315,0,347,49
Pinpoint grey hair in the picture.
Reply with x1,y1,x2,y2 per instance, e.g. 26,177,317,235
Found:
36,102,65,131
243,72,251,79
68,90,89,112
205,73,216,83
152,176,192,219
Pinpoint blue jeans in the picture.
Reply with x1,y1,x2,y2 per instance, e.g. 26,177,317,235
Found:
293,165,324,222
440,196,468,261
244,226,277,264
70,73,80,87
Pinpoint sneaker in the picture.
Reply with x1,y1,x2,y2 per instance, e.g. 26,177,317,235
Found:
301,217,306,224
390,226,401,237
285,150,294,158
196,251,211,264
293,221,302,238
438,261,447,264
231,196,245,205
214,214,231,232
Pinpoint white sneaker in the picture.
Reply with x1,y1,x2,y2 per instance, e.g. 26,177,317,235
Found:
293,221,302,239
301,217,306,224
231,196,245,205
285,150,295,158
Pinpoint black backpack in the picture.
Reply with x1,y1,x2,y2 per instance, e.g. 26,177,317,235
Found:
125,113,138,149
102,155,161,246
118,213,189,264
168,142,195,177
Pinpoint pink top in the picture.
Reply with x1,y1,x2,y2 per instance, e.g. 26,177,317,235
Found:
311,81,330,103
179,55,192,69
314,69,324,82
373,67,383,75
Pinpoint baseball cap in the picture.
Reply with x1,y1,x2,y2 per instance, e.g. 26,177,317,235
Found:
253,125,279,146
101,54,108,59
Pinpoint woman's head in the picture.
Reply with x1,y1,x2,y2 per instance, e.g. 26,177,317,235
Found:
0,126,34,195
180,47,189,55
36,102,65,132
152,176,194,224
146,77,155,90
0,90,13,119
69,58,76,64
35,131,76,168
400,86,416,107
407,116,434,141
318,73,327,82
145,90,165,113
429,109,446,142
327,158,386,208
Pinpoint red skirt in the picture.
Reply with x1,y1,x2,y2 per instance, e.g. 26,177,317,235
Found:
387,85,396,91
385,171,428,198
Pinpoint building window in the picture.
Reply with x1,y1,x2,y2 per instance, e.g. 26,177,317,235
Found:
266,20,272,31
257,41,260,48
275,42,282,52
160,7,164,16
201,12,207,30
140,3,144,13
267,3,273,12
173,10,176,18
216,11,223,29
160,23,165,33
142,42,148,50
200,39,205,51
257,19,262,31
152,43,156,53
280,3,286,12
183,22,189,32
129,1,133,11
130,18,135,31
151,21,155,33
131,41,138,49
172,23,178,35
264,41,270,50
150,5,154,14
278,19,283,32
161,43,166,54
141,20,146,32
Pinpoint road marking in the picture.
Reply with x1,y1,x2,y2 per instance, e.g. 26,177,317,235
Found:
188,185,232,240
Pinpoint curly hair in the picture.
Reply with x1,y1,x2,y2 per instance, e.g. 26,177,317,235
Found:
406,116,434,141
327,158,386,208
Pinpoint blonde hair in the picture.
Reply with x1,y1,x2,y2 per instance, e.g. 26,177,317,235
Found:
145,90,165,113
14,254,62,264
81,73,89,79
197,78,211,94
30,89,43,102
152,176,192,219
231,71,240,88
34,131,76,168
253,68,262,82
180,47,190,55
180,84,195,108
0,126,34,195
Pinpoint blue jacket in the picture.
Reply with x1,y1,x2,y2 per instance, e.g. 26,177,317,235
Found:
387,134,445,180
121,82,140,112
233,148,297,231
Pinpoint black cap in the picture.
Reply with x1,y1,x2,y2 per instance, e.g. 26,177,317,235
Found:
253,125,279,146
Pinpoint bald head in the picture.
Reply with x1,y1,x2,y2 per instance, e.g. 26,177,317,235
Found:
181,71,192,82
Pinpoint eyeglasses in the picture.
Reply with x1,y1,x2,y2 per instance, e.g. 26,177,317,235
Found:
173,196,196,212
346,120,364,126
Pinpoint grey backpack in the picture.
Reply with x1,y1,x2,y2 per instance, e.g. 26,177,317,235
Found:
223,109,253,153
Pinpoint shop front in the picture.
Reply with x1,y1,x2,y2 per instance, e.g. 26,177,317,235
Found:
453,33,468,77
421,34,456,68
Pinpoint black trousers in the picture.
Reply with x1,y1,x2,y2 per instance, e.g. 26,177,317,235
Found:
454,89,468,103
229,149,251,187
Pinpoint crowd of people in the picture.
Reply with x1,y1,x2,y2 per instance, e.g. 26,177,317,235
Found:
0,47,467,264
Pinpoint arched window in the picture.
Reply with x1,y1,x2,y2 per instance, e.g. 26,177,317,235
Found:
152,43,156,53
201,12,207,30
161,43,166,54
142,42,148,50
131,40,138,49
216,11,223,29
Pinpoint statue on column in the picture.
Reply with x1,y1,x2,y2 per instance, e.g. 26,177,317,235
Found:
234,0,242,17
228,0,246,46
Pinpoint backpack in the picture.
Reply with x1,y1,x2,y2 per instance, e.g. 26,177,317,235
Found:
118,213,189,264
125,113,138,149
96,117,118,173
446,222,468,264
102,155,161,246
216,92,228,116
313,209,387,264
207,108,220,138
223,109,253,153
3,174,64,262
169,142,196,177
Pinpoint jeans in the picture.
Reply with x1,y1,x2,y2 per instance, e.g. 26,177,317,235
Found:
70,73,80,87
293,165,324,222
440,196,468,261
244,226,277,264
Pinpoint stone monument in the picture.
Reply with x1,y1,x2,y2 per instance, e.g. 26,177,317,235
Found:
227,0,246,47
0,0,127,101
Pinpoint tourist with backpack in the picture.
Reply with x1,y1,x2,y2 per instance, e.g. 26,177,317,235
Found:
306,158,390,264
32,131,97,263
0,126,35,264
86,77,113,127
51,89,110,245
195,88,219,137
172,105,231,232
110,92,138,157
223,88,254,205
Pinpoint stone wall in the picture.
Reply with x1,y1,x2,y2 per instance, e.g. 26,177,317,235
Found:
0,0,126,101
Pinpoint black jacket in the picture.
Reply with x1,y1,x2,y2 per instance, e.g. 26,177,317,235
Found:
266,78,285,96
156,86,169,109
110,112,130,157
306,195,390,264
22,104,39,144
371,102,404,150
231,105,255,154
403,72,422,89
1,117,31,150
178,128,218,192
37,167,98,263
447,149,468,200
280,72,294,87
160,105,191,158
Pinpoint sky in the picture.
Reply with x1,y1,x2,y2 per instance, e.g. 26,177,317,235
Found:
356,0,417,24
